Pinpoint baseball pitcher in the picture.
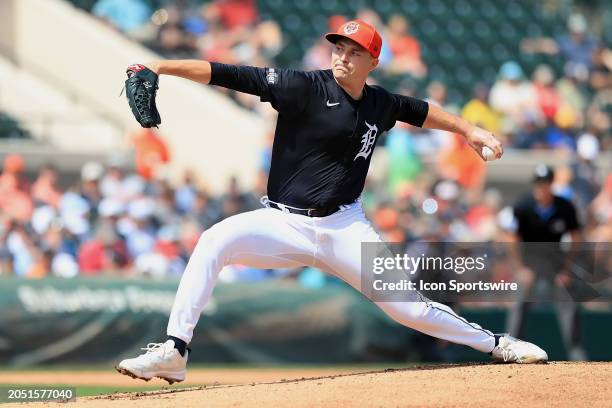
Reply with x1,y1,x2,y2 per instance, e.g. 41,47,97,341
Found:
117,19,547,384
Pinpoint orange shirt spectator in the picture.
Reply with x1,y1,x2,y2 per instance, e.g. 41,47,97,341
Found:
386,14,426,77
213,0,258,31
0,154,30,194
0,154,33,222
26,249,51,279
439,133,486,190
132,129,171,180
31,165,62,208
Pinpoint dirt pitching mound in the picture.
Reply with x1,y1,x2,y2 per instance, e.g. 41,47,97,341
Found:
10,362,612,408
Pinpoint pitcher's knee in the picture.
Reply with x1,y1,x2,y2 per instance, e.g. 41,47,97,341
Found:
194,220,254,264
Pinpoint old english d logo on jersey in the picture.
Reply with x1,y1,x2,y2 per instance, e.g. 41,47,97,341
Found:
354,121,378,161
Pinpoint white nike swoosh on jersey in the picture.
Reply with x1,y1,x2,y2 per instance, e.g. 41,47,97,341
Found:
326,101,340,107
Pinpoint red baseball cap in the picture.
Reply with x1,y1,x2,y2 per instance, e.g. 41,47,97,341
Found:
325,19,382,59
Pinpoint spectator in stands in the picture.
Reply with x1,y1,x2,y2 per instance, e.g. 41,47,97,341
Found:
532,64,562,122
243,169,269,210
373,203,402,243
93,0,152,36
545,103,578,151
80,161,104,218
0,154,33,223
0,249,13,276
5,222,36,277
152,225,187,277
250,20,283,65
198,9,241,63
423,81,454,152
356,9,394,69
464,189,503,240
132,128,171,181
557,62,589,116
125,197,156,259
154,5,199,58
588,174,612,242
385,121,422,198
58,188,92,241
489,61,540,135
432,179,466,241
438,132,487,195
78,222,129,276
36,212,80,278
25,248,53,279
586,77,612,142
521,13,599,71
191,190,223,230
571,132,602,209
154,182,183,228
219,176,254,218
304,16,346,71
386,14,427,78
208,0,259,32
304,37,333,71
100,156,127,201
461,83,501,135
174,170,199,215
426,80,449,109
31,164,62,209
589,46,612,93
0,154,29,193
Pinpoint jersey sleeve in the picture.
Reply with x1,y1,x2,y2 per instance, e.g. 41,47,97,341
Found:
385,93,430,130
209,62,312,115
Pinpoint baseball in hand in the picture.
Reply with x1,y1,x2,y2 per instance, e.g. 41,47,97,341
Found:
481,146,496,161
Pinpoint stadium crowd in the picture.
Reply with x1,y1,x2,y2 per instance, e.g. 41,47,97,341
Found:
0,0,610,281
90,0,611,150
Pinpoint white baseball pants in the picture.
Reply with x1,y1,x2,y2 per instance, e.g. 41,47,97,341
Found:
167,200,496,353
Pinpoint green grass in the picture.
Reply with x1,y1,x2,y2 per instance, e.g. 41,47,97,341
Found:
0,383,194,401
75,384,193,397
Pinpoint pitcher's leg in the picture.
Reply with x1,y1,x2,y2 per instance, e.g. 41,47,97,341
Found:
316,208,496,353
118,209,315,382
167,209,315,343
374,298,495,352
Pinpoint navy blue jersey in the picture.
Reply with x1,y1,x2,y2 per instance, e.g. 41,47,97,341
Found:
513,194,580,242
210,63,429,209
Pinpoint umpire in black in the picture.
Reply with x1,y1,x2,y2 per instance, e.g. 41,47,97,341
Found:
508,164,585,360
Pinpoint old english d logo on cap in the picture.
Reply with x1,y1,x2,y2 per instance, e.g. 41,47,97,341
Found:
325,19,382,59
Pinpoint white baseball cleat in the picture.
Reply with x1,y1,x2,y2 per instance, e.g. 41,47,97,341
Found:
491,334,548,364
115,340,188,384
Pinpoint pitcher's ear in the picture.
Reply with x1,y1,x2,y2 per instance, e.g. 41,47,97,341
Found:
370,58,379,71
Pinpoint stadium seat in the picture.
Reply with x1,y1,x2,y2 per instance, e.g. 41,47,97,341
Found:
438,41,458,61
427,0,451,19
400,0,424,17
281,14,303,32
346,0,368,15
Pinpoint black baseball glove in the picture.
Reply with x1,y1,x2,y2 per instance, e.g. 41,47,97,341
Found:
124,64,161,128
